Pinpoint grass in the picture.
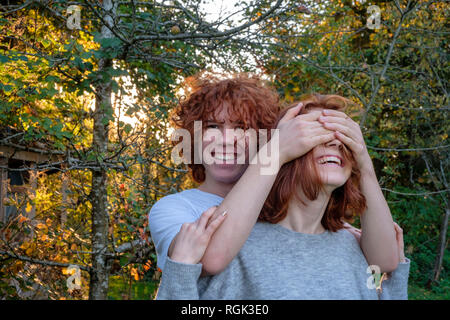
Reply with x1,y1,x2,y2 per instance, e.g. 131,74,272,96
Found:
107,276,448,300
108,276,159,300
408,283,449,300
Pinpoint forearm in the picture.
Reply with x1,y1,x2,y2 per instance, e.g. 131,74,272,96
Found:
359,165,399,272
201,141,281,274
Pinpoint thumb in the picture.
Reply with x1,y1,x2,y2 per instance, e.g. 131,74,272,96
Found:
278,102,303,126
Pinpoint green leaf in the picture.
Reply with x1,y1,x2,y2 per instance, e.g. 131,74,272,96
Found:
124,124,132,134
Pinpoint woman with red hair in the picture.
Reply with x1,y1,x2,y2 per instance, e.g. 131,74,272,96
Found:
156,94,410,299
149,74,400,280
149,74,340,275
259,94,367,231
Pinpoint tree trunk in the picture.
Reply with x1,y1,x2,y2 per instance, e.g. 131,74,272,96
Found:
431,205,449,283
89,0,114,300
89,61,112,299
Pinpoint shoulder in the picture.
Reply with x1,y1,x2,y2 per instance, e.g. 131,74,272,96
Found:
149,190,199,213
148,189,223,223
241,222,281,248
336,227,357,240
148,190,197,224
249,222,277,238
330,228,361,247
329,228,367,260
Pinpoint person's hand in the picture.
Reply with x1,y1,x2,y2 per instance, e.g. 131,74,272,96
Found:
318,109,373,173
344,221,406,263
169,206,227,265
393,222,406,263
275,103,336,165
343,221,362,244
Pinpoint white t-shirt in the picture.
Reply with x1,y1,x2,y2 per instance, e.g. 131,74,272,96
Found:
148,189,223,270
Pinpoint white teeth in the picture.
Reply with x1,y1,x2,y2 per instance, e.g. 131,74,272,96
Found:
318,156,341,166
214,154,236,161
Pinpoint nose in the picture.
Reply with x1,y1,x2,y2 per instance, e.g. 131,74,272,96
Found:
222,126,235,143
325,138,342,148
220,125,239,152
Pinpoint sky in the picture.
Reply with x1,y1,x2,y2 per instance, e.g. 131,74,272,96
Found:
202,0,242,26
116,0,244,128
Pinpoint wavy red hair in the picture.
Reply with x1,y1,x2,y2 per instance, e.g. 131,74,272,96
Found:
259,94,367,232
171,73,280,182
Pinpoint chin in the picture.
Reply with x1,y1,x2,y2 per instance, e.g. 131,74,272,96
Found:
206,164,247,184
319,174,350,190
326,182,346,191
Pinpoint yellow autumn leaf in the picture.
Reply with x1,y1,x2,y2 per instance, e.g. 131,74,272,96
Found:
130,267,140,281
36,223,47,230
25,203,33,214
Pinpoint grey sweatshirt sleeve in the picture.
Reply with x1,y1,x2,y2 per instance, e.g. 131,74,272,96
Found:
155,257,202,300
378,258,411,300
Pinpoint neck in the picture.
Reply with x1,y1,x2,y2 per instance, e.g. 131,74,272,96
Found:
278,189,332,234
198,176,235,198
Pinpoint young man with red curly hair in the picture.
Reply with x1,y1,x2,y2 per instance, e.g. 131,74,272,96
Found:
148,75,399,280
156,94,410,300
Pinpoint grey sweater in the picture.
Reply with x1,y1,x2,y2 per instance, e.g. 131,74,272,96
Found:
156,222,410,300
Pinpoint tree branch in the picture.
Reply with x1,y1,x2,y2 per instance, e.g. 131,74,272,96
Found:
0,250,91,272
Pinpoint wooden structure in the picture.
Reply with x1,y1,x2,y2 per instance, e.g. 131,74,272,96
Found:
0,127,64,224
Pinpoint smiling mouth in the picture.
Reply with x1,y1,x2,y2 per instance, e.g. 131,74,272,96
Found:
213,153,236,161
210,151,241,164
317,155,343,167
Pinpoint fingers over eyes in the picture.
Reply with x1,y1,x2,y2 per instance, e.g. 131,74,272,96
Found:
296,111,322,121
278,103,303,125
322,109,347,118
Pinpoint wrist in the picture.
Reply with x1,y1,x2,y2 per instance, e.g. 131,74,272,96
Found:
169,253,198,265
359,161,376,177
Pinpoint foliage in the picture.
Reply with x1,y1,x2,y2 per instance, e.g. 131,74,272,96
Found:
0,0,292,299
257,0,449,293
0,0,448,299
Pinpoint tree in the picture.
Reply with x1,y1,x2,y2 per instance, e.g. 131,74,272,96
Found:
0,0,300,299
257,0,449,289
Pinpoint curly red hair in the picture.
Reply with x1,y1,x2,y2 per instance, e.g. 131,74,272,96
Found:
171,73,280,182
259,94,367,232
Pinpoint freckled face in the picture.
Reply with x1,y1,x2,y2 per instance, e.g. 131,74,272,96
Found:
201,103,250,184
